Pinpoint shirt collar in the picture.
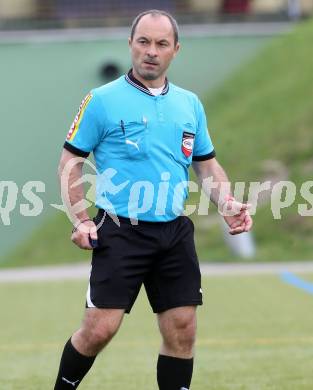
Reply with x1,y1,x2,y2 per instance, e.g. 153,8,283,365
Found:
125,69,169,96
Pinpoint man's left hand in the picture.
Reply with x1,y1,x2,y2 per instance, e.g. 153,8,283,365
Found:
220,197,253,235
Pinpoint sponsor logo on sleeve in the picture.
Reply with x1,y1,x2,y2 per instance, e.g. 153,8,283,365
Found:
181,131,195,158
66,93,93,142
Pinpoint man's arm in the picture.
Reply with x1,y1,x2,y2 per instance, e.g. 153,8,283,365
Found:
58,148,97,250
192,157,253,235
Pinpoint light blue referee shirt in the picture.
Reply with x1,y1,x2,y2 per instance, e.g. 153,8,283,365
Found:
64,70,216,222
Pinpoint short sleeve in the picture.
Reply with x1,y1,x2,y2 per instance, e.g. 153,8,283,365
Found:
192,98,216,161
64,91,103,157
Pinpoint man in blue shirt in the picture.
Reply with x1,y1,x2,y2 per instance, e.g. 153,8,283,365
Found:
54,9,252,390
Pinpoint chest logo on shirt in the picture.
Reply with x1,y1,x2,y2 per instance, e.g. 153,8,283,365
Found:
181,131,195,158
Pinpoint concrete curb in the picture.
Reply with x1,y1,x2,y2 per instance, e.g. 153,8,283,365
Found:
1,261,313,283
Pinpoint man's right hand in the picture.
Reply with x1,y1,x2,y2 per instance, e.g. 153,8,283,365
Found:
71,219,98,250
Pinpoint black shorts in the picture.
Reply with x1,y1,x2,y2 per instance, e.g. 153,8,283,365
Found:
86,210,202,314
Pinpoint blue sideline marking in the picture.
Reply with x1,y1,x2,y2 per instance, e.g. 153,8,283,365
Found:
280,271,313,295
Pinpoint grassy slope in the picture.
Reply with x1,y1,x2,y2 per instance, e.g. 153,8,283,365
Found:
2,20,313,267
193,19,313,261
1,275,313,389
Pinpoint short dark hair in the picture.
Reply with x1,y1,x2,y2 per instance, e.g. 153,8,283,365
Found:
130,9,179,46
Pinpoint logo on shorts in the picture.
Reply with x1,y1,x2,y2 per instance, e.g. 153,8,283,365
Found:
182,131,195,158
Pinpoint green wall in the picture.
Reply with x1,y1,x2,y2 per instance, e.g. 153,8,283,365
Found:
0,35,270,260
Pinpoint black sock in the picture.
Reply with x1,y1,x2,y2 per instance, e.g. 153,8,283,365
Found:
157,354,194,390
54,338,97,389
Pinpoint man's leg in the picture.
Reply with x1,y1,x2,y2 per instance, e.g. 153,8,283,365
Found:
157,306,197,390
54,307,124,389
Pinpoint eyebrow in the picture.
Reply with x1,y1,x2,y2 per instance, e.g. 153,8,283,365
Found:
137,36,150,41
136,36,170,43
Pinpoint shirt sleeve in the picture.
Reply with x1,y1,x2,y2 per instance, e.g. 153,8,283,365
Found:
64,91,103,157
192,98,216,161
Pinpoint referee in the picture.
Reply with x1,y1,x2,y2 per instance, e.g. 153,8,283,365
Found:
54,9,253,390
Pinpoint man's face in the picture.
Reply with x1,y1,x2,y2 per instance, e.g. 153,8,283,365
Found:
129,14,180,82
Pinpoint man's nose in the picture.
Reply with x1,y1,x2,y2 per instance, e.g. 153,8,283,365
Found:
146,43,157,57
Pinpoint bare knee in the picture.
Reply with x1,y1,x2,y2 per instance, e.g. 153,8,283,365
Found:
169,315,196,354
79,322,117,349
158,307,197,358
73,308,124,356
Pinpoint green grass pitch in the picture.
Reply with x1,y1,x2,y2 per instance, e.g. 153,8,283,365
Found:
1,274,313,389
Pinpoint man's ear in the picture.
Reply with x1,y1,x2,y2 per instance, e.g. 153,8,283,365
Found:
128,37,132,48
173,42,180,58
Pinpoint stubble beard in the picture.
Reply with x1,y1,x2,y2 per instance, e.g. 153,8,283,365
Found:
137,67,160,81
141,72,159,81
133,61,165,81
